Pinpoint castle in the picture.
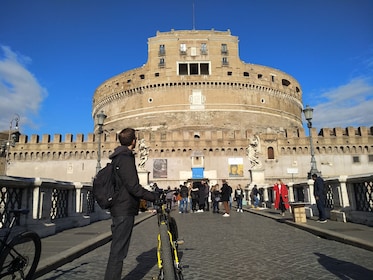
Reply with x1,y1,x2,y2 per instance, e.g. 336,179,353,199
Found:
2,30,372,190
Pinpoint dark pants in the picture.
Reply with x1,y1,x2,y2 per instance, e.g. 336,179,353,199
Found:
104,215,135,280
192,199,198,211
316,197,326,221
279,197,286,213
236,198,243,209
213,199,220,212
203,196,208,211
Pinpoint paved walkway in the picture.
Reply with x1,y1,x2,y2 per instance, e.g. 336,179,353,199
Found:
34,207,373,278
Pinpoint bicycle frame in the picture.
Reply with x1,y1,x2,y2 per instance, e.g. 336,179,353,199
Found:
155,196,183,280
157,204,181,267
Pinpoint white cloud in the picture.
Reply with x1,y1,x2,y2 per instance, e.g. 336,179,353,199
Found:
312,78,373,129
0,46,47,132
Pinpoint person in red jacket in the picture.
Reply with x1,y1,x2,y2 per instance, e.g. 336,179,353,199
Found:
273,179,289,216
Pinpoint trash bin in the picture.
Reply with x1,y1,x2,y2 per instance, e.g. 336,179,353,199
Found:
290,202,307,223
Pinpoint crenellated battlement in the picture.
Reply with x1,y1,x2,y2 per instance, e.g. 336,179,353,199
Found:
4,126,372,164
13,126,373,146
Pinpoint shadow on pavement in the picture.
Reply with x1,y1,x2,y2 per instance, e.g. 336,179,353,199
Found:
122,247,157,280
314,252,373,280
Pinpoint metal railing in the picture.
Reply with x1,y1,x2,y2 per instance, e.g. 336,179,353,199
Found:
0,175,104,236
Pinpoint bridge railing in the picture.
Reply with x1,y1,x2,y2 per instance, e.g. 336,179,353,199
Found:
289,174,373,226
0,175,109,237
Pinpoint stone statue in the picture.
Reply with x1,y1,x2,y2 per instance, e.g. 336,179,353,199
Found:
246,135,262,169
138,139,149,170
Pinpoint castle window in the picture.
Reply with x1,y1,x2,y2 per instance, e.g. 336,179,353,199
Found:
271,75,275,82
243,72,249,77
200,63,209,75
221,44,228,54
155,72,160,77
267,147,274,159
352,156,360,163
190,63,198,75
159,58,165,68
282,79,291,86
258,74,263,79
140,74,145,79
179,63,188,75
201,43,208,55
368,155,373,162
180,44,187,55
222,57,229,66
159,44,165,56
227,71,232,76
178,62,210,75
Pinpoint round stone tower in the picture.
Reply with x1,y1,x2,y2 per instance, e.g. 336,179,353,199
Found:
92,29,303,134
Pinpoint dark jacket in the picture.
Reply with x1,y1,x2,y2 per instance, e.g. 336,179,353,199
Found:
221,183,232,202
180,185,189,198
109,145,156,217
234,189,244,199
313,176,325,198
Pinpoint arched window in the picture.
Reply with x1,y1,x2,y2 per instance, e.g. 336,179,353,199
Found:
267,147,275,159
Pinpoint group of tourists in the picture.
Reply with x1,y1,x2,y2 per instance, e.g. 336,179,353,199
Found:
162,179,247,217
161,175,328,222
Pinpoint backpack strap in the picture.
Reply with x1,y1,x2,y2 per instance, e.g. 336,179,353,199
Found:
111,157,122,192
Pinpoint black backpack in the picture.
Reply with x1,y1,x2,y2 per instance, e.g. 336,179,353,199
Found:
93,159,120,209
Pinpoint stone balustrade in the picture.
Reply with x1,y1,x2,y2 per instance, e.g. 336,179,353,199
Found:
1,173,372,238
0,175,109,237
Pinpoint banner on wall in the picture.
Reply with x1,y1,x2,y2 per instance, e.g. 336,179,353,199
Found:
228,158,244,177
153,159,167,178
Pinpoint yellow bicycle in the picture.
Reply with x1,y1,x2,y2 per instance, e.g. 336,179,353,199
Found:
154,191,183,280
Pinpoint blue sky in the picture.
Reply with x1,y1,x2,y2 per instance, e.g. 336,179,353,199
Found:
1,0,372,137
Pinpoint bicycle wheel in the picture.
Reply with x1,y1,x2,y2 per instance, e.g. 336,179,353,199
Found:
0,231,41,280
159,225,176,280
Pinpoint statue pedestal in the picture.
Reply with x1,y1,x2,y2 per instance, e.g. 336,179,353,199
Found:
138,169,150,188
251,169,265,185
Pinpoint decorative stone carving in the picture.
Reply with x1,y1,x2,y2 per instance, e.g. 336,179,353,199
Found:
138,139,149,170
246,135,262,170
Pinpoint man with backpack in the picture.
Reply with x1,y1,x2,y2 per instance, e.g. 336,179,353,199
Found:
104,128,158,280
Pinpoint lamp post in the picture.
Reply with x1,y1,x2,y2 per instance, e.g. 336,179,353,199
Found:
3,114,21,175
96,110,107,175
303,105,320,179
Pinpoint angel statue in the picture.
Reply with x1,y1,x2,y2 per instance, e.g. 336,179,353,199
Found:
246,135,263,169
138,139,149,170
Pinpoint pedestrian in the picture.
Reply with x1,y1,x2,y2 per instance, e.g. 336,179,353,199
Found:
251,185,259,208
273,179,289,216
179,183,189,213
203,180,210,211
221,179,232,217
312,173,327,223
165,186,174,210
234,184,244,212
104,128,158,280
211,184,221,213
197,182,206,212
190,182,199,213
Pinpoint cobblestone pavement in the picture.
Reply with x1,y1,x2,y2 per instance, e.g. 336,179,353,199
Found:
37,209,373,280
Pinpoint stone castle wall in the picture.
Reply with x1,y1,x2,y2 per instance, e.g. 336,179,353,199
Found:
92,29,303,134
3,126,372,187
